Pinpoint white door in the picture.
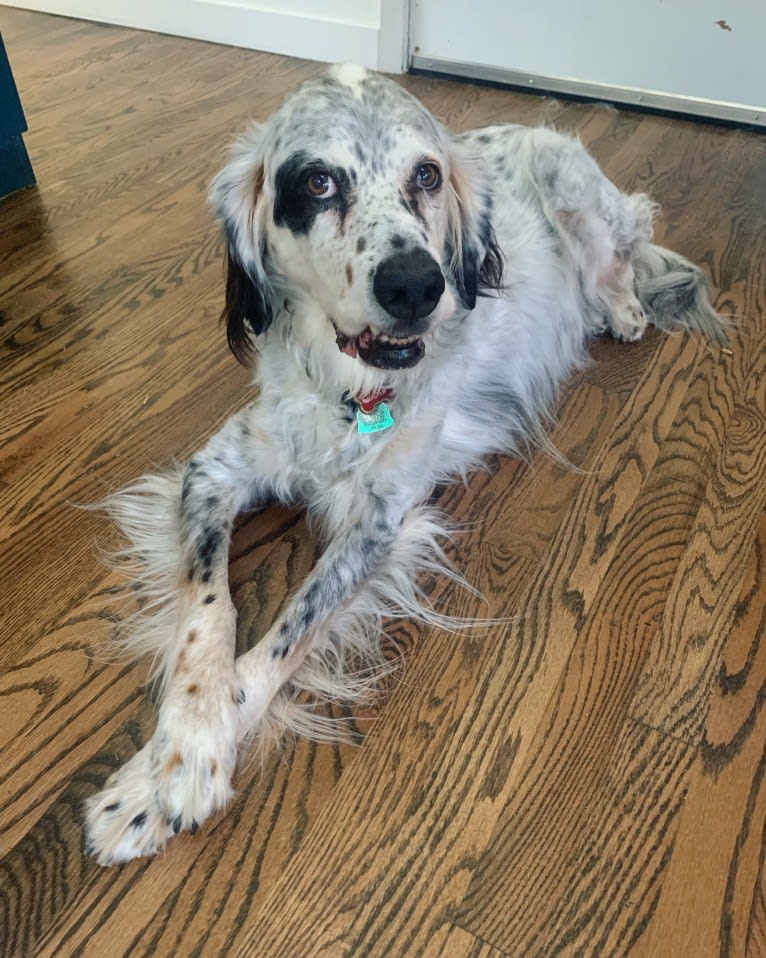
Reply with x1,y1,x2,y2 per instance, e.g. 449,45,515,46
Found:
410,0,765,127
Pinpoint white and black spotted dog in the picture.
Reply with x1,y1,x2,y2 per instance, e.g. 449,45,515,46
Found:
85,63,723,864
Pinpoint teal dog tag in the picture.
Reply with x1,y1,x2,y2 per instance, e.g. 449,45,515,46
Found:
356,401,395,434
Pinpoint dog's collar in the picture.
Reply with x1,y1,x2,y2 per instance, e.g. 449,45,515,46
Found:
346,388,396,434
355,388,394,414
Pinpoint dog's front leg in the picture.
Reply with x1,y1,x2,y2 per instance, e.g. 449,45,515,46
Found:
85,410,272,864
232,491,406,736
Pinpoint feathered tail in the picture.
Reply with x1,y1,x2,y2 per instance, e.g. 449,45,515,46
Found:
634,242,726,344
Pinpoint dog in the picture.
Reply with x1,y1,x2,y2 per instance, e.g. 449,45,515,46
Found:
84,63,723,864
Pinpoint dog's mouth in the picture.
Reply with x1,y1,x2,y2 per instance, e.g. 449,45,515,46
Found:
334,325,426,370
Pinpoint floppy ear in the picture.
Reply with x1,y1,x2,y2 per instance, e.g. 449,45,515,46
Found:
209,124,272,364
446,142,504,310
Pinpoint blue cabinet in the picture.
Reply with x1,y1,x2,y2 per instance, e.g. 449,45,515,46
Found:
0,34,35,199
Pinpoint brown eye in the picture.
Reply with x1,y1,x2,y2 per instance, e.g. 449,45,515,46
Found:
414,162,441,191
307,171,337,198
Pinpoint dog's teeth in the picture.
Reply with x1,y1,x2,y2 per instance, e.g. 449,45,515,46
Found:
368,331,422,348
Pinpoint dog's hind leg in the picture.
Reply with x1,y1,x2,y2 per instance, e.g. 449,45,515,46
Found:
85,406,278,865
531,130,657,343
600,254,648,343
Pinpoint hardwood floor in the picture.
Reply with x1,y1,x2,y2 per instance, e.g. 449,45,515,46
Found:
1,8,765,956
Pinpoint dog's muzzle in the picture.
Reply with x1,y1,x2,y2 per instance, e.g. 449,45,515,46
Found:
334,248,444,370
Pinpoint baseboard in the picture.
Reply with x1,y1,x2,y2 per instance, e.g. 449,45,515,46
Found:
0,0,382,67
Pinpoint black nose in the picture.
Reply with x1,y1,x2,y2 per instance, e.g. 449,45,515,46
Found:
373,249,445,323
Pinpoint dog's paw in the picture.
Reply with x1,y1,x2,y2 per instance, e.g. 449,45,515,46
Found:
608,295,648,343
150,680,240,834
85,744,174,866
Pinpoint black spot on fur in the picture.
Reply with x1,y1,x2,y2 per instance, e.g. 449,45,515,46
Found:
181,477,192,508
105,802,121,813
447,217,504,311
204,593,217,604
130,812,147,829
479,226,505,295
221,243,272,365
198,526,222,568
298,606,314,633
273,151,352,236
356,236,367,254
303,579,322,609
390,234,406,248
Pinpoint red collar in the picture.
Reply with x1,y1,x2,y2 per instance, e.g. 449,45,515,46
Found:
355,388,394,415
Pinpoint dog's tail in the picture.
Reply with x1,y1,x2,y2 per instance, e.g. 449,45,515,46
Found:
633,242,726,344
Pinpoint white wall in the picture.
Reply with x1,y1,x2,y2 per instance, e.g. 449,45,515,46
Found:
0,0,408,71
411,0,765,122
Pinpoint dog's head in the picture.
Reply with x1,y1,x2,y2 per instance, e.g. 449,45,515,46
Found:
211,64,502,372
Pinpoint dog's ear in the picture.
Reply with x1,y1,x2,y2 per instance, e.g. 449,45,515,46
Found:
209,124,272,364
445,142,504,310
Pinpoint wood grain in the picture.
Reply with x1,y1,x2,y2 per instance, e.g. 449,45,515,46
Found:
422,925,507,958
632,510,766,958
1,7,765,958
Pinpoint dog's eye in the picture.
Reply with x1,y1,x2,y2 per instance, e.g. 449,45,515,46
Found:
307,171,337,199
414,163,442,191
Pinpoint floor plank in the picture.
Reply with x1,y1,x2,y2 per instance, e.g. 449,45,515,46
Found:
633,511,766,957
1,8,764,958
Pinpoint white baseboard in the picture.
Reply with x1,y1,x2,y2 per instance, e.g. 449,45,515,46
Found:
0,0,385,68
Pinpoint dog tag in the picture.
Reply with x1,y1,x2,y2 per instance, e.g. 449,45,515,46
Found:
356,401,395,434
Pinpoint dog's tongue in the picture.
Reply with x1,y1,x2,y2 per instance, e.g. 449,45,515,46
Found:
337,327,376,359
335,329,359,358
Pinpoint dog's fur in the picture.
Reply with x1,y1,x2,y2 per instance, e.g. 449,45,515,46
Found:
85,64,723,864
